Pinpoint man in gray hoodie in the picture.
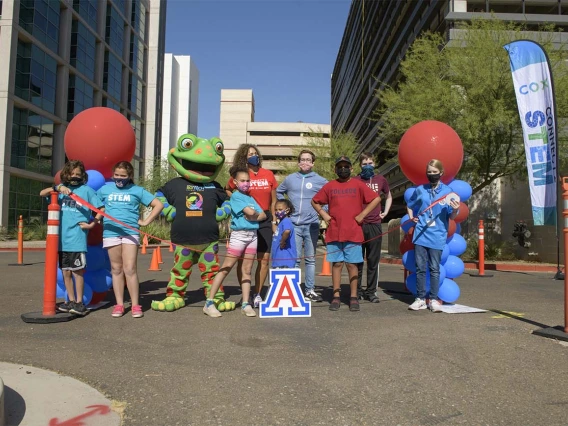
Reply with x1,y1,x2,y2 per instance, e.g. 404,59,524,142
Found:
277,150,328,301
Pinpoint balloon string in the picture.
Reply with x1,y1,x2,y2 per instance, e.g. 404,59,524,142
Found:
69,192,456,262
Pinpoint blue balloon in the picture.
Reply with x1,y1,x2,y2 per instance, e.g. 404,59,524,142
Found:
86,170,106,191
441,245,450,264
57,268,65,288
105,270,113,290
86,244,106,271
402,249,416,272
84,269,108,292
65,283,93,305
449,180,472,202
445,255,465,279
103,249,111,271
448,234,467,257
56,285,66,299
455,223,461,235
439,264,447,284
401,214,415,233
438,278,461,303
404,187,416,204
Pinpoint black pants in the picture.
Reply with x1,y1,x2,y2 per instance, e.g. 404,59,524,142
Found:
357,223,383,297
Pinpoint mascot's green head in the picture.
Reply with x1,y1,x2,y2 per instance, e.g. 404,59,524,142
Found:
168,134,225,183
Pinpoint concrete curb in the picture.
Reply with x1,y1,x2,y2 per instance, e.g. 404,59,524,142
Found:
0,375,4,426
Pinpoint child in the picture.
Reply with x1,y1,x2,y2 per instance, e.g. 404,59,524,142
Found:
203,166,267,318
40,160,104,316
97,161,164,318
311,156,381,312
271,199,296,269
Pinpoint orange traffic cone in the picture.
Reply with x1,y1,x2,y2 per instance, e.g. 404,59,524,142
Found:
156,246,163,264
148,249,161,271
141,234,148,254
169,242,174,252
143,234,148,247
318,252,332,276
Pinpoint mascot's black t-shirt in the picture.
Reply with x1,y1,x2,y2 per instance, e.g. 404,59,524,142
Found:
158,178,229,245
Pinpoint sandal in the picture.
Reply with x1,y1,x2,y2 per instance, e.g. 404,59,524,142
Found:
329,297,341,311
349,297,360,312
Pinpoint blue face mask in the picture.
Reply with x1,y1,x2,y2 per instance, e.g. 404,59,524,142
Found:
247,155,260,166
113,177,130,188
360,164,374,180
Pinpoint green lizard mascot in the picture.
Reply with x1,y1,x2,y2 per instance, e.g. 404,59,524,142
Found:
151,134,235,312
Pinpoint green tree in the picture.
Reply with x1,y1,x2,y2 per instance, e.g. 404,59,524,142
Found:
376,18,568,194
276,130,361,181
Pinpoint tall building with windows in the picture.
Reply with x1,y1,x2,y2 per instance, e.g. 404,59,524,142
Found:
160,54,199,159
0,0,166,229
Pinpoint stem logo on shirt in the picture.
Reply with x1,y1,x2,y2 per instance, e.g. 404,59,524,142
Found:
186,192,203,217
251,179,270,188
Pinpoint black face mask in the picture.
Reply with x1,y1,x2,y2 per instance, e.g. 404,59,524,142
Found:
427,173,441,184
68,177,83,186
336,167,351,179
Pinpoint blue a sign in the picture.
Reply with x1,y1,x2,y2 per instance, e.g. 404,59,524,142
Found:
259,268,311,318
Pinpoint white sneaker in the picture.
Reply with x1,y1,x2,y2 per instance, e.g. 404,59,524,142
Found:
429,299,442,312
253,293,263,308
408,298,427,311
203,303,222,318
241,304,257,317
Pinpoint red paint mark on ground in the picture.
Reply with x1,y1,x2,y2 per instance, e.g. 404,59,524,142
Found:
48,404,111,426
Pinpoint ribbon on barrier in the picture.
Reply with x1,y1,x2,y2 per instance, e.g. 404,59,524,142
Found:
69,191,458,262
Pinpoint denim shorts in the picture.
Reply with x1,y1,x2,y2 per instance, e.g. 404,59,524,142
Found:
326,241,363,264
227,230,257,256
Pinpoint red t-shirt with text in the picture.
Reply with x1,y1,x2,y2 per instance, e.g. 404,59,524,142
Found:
313,178,379,243
227,167,277,211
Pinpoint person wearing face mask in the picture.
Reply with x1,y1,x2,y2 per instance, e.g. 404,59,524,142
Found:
276,150,328,302
204,167,267,318
225,144,277,308
406,159,460,312
354,152,392,303
97,161,164,318
40,160,105,316
311,156,381,312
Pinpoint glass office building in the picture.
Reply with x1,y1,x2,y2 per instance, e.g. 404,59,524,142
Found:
331,0,568,214
0,0,166,228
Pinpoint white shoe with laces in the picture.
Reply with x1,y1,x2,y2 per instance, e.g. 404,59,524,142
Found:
408,298,427,311
253,293,263,308
429,299,443,312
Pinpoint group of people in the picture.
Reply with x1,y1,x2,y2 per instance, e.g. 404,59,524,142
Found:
46,144,458,318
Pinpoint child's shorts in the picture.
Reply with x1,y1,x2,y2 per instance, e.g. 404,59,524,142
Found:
59,251,87,271
326,241,363,264
228,230,257,256
103,234,140,248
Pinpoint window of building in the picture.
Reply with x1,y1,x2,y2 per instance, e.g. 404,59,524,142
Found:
103,49,122,102
67,74,94,122
105,3,124,57
72,0,97,31
128,74,144,117
115,0,127,16
11,107,54,175
131,0,146,39
8,175,48,229
129,115,143,157
129,34,145,78
102,96,121,111
15,41,57,114
70,20,96,80
19,0,60,54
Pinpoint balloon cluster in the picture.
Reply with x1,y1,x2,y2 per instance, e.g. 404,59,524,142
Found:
54,107,136,306
397,120,471,304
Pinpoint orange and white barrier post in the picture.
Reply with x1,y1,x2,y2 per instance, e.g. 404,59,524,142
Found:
471,219,493,278
43,192,60,316
17,215,24,264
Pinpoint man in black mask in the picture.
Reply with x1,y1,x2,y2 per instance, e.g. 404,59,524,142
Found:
311,156,380,312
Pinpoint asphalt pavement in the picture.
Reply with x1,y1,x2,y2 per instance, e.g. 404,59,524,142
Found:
1,249,568,426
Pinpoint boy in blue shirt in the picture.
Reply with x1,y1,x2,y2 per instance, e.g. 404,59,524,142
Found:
40,160,104,316
271,199,297,268
204,167,267,318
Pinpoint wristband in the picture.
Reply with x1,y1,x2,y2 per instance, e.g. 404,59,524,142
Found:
271,221,277,225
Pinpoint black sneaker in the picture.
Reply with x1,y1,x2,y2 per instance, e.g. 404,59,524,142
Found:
305,289,323,302
70,302,89,316
329,297,341,311
57,301,73,313
349,297,360,312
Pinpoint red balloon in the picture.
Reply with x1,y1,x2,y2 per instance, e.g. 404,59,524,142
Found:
454,202,469,224
64,107,135,178
54,170,62,185
90,291,107,305
398,120,464,185
87,222,103,246
447,219,457,238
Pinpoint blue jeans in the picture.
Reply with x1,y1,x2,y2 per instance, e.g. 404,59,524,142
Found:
415,244,442,300
294,223,320,291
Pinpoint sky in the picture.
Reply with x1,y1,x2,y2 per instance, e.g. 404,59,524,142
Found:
165,0,351,138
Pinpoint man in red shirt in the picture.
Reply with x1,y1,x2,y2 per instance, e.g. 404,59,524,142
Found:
354,152,392,303
311,156,380,312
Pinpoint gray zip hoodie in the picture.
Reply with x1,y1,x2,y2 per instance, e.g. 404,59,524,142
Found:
276,171,328,226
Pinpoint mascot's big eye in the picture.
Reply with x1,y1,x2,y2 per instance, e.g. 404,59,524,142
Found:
215,142,223,153
181,138,193,150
